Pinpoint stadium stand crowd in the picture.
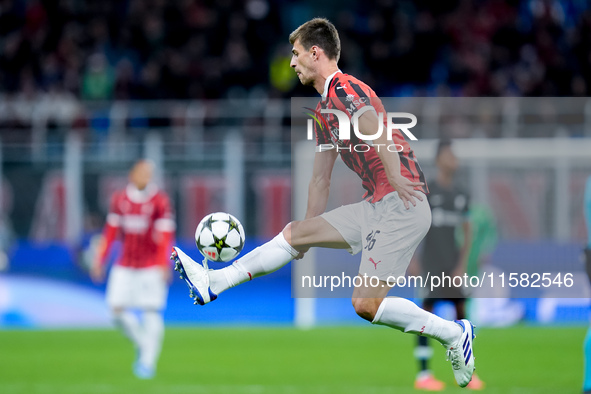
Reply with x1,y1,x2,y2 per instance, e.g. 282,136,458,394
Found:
0,0,590,100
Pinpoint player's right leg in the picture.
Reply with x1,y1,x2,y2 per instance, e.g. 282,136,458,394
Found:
172,215,350,305
132,267,168,379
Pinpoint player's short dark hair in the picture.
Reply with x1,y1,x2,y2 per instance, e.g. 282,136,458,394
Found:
436,138,453,159
289,18,341,62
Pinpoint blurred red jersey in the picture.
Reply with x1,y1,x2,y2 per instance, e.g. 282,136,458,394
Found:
101,184,175,268
314,71,428,202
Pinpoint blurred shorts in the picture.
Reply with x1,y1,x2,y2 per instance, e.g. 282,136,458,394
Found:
106,265,168,310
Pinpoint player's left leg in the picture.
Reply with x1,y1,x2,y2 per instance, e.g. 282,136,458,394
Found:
209,216,350,294
132,266,169,379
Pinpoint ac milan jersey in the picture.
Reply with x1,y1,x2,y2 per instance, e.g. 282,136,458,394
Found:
314,71,428,202
105,184,175,268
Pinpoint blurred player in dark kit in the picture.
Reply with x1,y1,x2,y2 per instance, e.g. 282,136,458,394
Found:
413,140,483,390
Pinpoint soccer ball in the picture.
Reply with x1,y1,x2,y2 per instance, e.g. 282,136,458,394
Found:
195,212,245,262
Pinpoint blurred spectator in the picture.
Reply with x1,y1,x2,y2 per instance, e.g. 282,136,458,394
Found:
81,53,114,100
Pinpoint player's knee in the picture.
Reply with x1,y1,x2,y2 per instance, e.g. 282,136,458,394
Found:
283,220,307,248
282,222,293,243
352,297,378,322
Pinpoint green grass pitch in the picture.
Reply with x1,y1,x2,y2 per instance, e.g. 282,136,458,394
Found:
0,325,585,393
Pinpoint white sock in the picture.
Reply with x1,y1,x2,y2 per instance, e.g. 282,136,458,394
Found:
372,297,461,346
138,311,164,370
113,310,143,349
209,232,298,295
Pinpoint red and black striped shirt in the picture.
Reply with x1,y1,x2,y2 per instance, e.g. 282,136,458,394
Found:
314,71,428,202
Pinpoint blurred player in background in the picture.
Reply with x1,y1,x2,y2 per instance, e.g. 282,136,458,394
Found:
91,159,175,379
583,175,591,394
412,140,484,390
172,18,477,388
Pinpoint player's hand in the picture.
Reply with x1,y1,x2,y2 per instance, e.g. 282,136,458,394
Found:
389,174,424,210
161,265,173,284
294,246,309,260
90,263,105,284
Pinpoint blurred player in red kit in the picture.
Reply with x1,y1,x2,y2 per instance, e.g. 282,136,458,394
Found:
91,159,175,379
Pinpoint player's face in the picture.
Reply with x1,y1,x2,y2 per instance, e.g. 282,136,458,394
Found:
437,146,459,174
130,161,153,190
290,40,316,86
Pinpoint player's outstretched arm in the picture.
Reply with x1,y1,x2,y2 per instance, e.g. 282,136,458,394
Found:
357,110,424,209
305,149,338,219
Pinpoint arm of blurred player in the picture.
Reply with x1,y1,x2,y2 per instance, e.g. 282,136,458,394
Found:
154,195,176,283
91,219,118,284
155,230,174,283
357,111,424,210
91,194,121,284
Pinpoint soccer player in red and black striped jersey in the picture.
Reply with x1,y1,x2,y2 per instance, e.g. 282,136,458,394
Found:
171,18,476,388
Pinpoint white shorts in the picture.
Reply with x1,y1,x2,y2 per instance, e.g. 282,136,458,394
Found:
106,265,168,310
321,191,431,281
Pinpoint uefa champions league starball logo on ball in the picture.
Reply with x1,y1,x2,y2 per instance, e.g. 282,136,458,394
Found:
195,212,245,262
